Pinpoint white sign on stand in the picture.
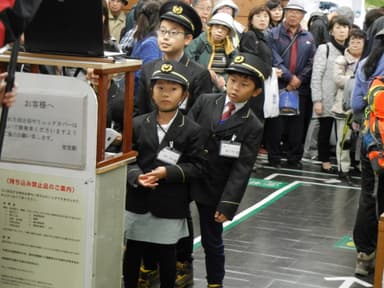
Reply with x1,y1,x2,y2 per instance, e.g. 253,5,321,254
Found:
0,72,98,288
1,75,88,169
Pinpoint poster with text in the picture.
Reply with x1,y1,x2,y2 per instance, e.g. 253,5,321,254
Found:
0,169,93,288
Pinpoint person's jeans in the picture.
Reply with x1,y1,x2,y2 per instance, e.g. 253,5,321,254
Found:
196,203,225,284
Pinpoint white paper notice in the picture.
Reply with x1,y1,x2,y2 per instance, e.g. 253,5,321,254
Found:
0,169,90,288
2,73,89,169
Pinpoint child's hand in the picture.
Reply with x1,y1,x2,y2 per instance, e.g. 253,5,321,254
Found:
215,76,226,91
137,174,159,188
208,69,218,82
209,70,226,91
0,72,17,107
214,211,228,223
145,167,167,180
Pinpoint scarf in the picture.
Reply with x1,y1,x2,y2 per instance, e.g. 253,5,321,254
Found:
330,35,347,55
207,27,235,56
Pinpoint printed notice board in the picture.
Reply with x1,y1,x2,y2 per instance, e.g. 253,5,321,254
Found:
0,72,98,288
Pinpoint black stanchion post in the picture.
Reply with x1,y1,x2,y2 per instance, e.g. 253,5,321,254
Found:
0,38,20,158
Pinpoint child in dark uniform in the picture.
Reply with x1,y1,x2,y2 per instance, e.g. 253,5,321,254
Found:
135,2,211,287
188,52,272,287
122,60,205,288
135,0,212,116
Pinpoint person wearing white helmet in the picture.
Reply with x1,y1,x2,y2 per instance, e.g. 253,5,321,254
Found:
185,12,238,92
211,0,244,47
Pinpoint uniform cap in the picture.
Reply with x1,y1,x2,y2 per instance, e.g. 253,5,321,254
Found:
151,60,190,88
225,53,272,81
159,1,202,38
375,28,384,39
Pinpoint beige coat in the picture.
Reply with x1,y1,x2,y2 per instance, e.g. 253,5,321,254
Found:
331,49,360,117
109,11,126,42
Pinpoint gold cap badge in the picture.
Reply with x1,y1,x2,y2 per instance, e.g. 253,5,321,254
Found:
172,5,183,15
234,55,245,64
160,63,173,73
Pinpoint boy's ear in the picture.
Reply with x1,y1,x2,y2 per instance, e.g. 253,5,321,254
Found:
184,34,193,46
252,88,262,97
180,90,189,105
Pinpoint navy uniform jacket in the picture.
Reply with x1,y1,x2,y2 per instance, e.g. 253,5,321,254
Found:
126,110,205,219
188,93,263,220
134,53,213,116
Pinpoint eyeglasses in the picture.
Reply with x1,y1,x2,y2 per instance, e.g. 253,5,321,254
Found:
157,28,186,38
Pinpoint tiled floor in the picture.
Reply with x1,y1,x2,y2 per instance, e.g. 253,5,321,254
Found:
189,156,375,288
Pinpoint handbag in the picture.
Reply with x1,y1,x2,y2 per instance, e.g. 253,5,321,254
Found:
279,89,299,116
263,68,279,118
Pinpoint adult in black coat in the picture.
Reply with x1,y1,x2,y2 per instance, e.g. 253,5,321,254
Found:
239,5,273,121
239,6,272,67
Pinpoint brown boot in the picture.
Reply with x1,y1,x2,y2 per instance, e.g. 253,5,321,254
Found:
137,265,159,288
175,261,193,288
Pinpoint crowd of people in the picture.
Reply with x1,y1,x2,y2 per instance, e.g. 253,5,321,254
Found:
1,0,384,287
114,0,384,287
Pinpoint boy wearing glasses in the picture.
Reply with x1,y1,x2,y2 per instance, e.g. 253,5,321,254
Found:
134,1,212,287
135,1,212,116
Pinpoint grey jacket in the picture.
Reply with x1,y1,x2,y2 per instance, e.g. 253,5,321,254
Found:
311,42,344,118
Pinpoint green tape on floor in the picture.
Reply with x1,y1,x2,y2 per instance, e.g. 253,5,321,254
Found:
248,178,287,189
335,235,355,250
193,181,301,250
